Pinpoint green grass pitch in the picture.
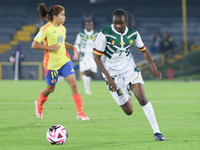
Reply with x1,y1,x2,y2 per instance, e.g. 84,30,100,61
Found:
0,80,199,150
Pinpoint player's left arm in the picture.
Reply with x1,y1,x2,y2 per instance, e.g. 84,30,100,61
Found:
141,49,162,79
65,42,80,60
134,31,161,79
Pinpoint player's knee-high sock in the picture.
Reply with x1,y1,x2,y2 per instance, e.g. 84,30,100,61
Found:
142,102,161,133
37,93,48,105
73,93,83,114
83,75,90,91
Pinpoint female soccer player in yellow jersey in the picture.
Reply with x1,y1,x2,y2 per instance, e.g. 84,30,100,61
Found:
31,3,89,121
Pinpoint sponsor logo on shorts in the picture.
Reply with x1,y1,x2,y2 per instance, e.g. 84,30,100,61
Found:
117,89,123,96
51,79,56,83
136,76,141,79
71,69,74,72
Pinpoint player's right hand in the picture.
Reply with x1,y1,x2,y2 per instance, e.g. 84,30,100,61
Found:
107,76,116,92
50,43,60,51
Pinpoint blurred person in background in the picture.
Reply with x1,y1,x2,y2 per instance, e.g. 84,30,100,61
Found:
9,43,25,79
31,3,89,121
82,9,94,29
74,21,98,95
150,30,162,53
93,9,165,141
160,32,173,53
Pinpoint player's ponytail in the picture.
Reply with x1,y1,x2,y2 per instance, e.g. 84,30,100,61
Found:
37,3,49,20
37,3,64,22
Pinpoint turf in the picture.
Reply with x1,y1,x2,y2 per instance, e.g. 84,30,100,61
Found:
0,80,199,150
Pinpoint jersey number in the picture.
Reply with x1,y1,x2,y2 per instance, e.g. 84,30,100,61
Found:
51,70,58,79
57,35,63,43
119,50,130,57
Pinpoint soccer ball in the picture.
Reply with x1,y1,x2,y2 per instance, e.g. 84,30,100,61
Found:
46,125,68,145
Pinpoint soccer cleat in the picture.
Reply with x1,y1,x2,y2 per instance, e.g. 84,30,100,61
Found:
154,133,165,141
85,90,92,95
77,112,89,121
35,100,43,119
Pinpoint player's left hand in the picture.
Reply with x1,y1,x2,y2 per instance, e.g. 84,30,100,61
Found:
72,46,80,60
150,63,162,79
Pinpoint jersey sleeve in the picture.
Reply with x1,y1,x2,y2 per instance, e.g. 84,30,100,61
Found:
93,32,107,56
74,33,81,52
133,31,146,51
74,33,81,45
34,26,47,43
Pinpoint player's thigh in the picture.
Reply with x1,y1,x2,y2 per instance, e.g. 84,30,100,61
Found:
65,74,77,86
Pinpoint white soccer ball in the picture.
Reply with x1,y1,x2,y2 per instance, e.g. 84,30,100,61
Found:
46,125,68,145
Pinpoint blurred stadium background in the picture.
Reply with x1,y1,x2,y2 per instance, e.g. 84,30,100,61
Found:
0,0,199,80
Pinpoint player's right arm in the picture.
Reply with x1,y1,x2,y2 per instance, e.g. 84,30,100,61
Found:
31,41,60,51
93,32,116,92
32,24,60,51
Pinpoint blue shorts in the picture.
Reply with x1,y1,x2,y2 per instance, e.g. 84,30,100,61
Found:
45,61,75,85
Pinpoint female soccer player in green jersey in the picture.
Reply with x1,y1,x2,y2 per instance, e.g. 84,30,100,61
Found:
93,9,165,140
32,3,89,121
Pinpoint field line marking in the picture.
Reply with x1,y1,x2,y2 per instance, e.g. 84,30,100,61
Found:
0,101,197,105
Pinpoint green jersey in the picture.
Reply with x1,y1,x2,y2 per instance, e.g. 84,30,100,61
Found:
93,24,146,76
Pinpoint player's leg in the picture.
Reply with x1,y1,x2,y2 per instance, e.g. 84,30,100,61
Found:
130,83,165,141
65,74,89,121
90,71,96,78
84,58,97,94
80,58,91,95
35,84,56,119
83,70,92,95
107,75,133,115
35,68,59,119
63,61,89,121
120,98,133,115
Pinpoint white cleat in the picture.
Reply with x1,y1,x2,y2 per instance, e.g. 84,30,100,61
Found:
35,100,43,119
77,112,89,121
85,90,92,95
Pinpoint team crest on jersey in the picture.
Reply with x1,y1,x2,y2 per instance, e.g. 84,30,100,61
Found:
111,40,115,45
129,39,134,45
117,89,123,96
61,29,65,33
51,79,56,83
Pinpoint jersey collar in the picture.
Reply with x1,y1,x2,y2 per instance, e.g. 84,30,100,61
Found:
111,24,128,35
84,29,94,35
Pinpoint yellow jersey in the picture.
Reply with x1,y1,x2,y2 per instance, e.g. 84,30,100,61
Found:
34,22,70,70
